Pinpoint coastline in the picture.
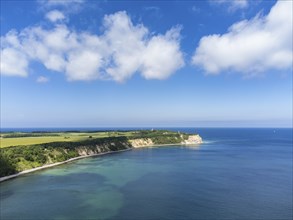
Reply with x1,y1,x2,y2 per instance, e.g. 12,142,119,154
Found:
0,148,131,183
0,142,202,183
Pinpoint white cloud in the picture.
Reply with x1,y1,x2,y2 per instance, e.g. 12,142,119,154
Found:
40,0,84,7
228,0,248,10
102,11,147,82
66,49,102,81
36,76,49,83
191,6,200,13
212,0,248,11
192,1,293,75
45,10,65,22
0,48,28,77
38,0,85,15
141,27,184,79
0,11,184,82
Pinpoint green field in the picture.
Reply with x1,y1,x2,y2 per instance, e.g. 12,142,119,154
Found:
0,131,135,148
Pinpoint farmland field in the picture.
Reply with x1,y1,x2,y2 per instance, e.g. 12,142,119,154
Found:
0,131,135,148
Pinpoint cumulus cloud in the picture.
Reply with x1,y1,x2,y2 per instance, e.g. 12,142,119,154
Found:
141,27,184,79
45,10,65,22
192,1,293,75
0,48,28,77
36,76,50,83
0,11,184,82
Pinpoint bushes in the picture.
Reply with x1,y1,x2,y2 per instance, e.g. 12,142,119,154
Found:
0,153,16,177
130,130,185,145
150,135,181,144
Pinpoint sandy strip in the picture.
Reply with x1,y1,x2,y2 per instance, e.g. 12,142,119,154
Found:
0,148,131,183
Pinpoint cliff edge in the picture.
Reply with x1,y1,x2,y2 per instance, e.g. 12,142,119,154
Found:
129,134,203,148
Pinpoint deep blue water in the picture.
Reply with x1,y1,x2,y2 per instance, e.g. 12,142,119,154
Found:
0,128,292,219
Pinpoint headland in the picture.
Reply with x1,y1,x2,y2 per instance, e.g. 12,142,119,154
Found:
0,129,202,182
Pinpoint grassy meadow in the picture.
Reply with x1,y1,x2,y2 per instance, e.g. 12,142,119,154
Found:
0,131,135,148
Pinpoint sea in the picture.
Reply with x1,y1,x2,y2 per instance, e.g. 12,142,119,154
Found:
0,128,292,220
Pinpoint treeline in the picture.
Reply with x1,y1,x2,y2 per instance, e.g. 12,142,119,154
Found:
2,133,60,138
132,130,189,144
150,135,182,144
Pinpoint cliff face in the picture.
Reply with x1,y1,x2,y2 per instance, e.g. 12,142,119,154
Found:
129,138,154,148
76,142,132,156
129,134,203,148
180,134,203,145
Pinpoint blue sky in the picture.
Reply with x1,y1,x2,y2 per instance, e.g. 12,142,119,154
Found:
0,0,292,128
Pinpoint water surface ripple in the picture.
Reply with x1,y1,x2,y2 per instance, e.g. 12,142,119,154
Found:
1,128,292,219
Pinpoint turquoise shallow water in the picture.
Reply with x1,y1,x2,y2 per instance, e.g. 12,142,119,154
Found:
0,128,292,219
